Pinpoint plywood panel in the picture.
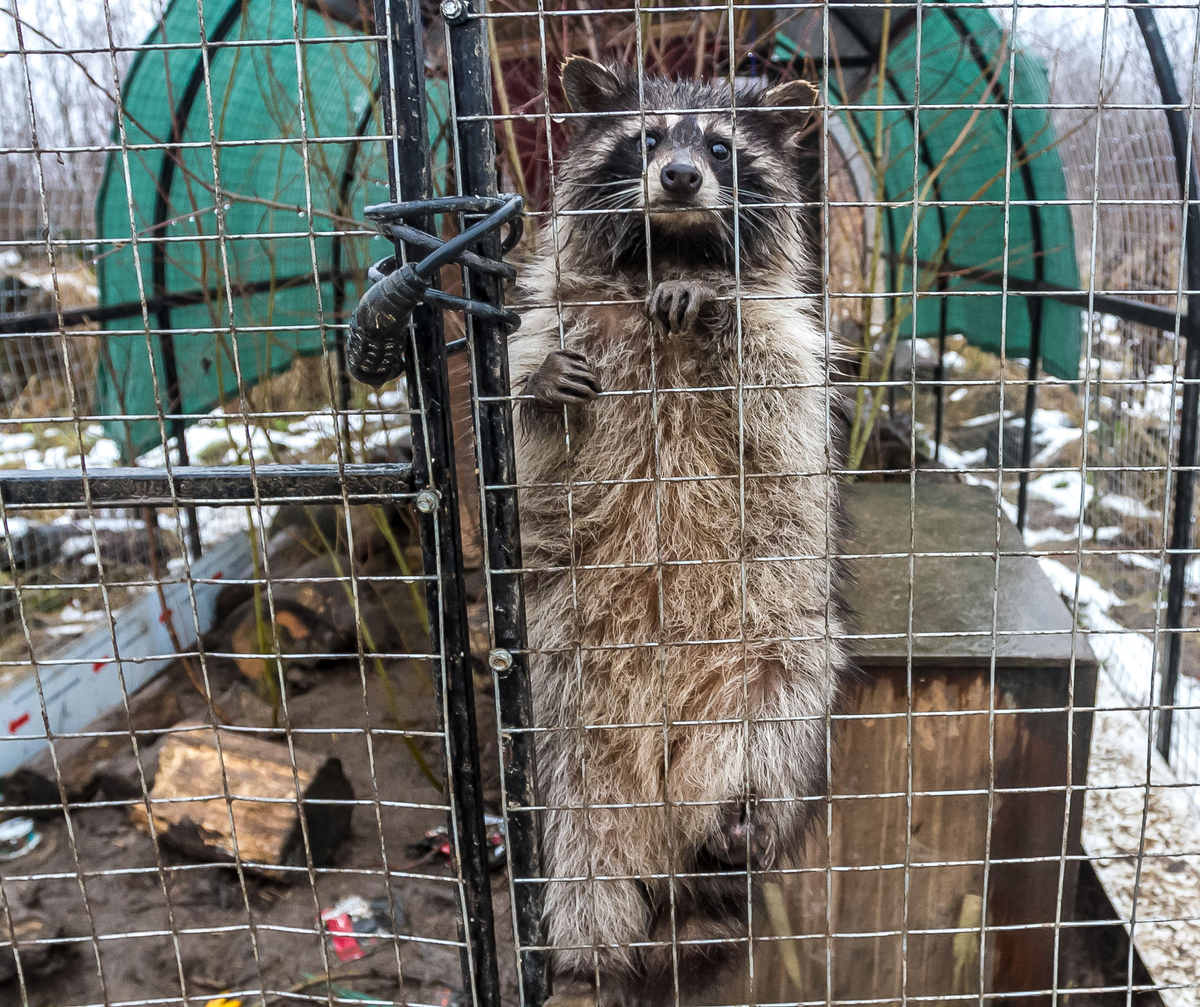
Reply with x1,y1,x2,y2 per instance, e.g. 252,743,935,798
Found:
738,666,1082,1007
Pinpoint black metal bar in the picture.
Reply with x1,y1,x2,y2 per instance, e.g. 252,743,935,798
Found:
444,3,548,1005
0,464,413,508
335,326,353,452
896,257,1190,333
372,1,502,1005
0,269,365,335
332,101,377,454
1016,322,1042,531
158,325,203,559
1132,0,1200,761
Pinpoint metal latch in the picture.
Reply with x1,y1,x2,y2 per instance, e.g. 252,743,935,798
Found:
346,194,524,386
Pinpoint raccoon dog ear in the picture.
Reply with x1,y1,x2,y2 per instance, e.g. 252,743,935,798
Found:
561,57,627,113
759,78,820,143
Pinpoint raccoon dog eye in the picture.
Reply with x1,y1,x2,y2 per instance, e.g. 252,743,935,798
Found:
644,135,657,152
709,140,731,161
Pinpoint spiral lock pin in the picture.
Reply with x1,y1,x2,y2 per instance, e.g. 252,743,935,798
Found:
346,194,524,387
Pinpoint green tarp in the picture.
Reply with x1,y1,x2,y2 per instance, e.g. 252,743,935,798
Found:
779,2,1081,380
97,0,1080,459
95,0,449,458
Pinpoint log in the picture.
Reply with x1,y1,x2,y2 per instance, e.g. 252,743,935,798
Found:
129,727,353,877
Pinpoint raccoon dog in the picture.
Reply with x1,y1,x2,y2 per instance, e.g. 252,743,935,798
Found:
509,58,846,1006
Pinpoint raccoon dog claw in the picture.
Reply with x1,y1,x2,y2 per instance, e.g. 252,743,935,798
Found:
709,802,776,870
646,280,717,334
543,979,599,1007
526,349,601,411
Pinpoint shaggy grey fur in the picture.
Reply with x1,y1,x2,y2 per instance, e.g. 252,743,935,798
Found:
508,58,847,1007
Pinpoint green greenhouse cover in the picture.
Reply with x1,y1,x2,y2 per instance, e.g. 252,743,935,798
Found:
94,0,449,459
778,2,1081,380
97,0,1081,459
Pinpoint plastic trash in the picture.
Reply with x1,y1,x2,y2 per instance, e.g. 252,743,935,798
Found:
406,814,506,871
319,894,407,963
0,817,41,861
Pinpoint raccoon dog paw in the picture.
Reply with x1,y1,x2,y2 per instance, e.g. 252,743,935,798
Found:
526,349,601,411
544,977,599,1007
645,280,717,334
707,801,777,870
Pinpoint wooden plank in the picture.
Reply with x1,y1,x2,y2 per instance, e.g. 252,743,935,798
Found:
734,482,1099,1005
748,666,1085,1005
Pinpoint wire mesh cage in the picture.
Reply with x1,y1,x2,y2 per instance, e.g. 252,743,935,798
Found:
0,1,1199,1006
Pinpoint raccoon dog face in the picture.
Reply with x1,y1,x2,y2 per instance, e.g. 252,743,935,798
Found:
557,58,819,274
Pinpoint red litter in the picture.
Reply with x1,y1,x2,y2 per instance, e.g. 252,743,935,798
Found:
319,894,407,963
407,814,506,871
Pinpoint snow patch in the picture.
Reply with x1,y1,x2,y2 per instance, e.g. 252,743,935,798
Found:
1025,470,1093,519
932,442,986,468
1084,672,1200,1007
1100,493,1157,520
1120,552,1163,572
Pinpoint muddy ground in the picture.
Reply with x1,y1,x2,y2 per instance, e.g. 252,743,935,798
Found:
0,651,1159,1007
0,465,1179,1007
0,650,520,1007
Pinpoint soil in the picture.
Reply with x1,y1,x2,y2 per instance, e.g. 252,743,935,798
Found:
0,651,1160,1007
0,654,519,1007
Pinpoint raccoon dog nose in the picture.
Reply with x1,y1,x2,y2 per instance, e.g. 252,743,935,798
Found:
660,162,702,195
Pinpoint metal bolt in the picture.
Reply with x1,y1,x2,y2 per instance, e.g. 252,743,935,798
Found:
415,489,440,514
440,0,468,24
488,648,513,673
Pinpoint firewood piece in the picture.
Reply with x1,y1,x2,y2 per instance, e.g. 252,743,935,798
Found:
129,728,353,877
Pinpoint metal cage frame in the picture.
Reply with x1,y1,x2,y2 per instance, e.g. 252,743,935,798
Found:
1,2,1199,1007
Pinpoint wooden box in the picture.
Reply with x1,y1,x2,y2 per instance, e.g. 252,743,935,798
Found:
753,481,1098,1007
